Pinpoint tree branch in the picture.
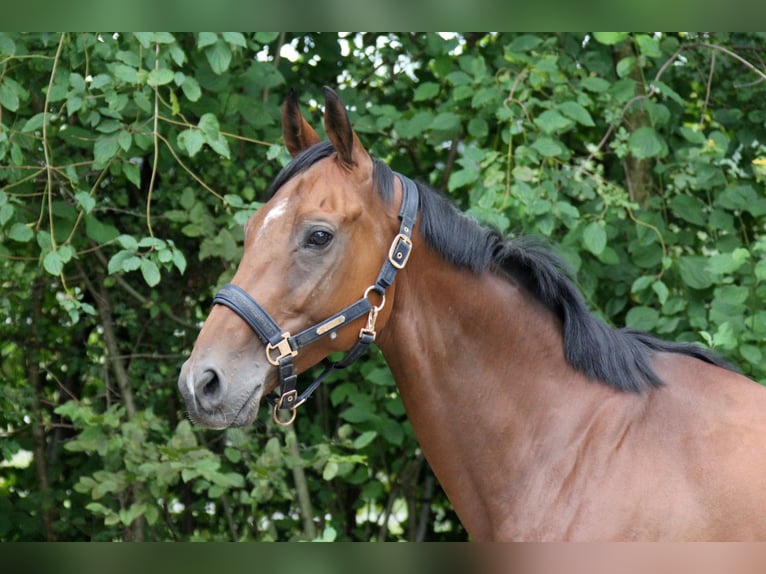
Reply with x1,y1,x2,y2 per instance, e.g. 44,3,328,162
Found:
28,276,58,541
284,425,317,539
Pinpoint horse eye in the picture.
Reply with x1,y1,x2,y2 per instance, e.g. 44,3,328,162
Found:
305,229,333,249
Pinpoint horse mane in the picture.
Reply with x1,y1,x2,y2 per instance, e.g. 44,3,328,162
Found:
269,141,735,392
412,179,738,391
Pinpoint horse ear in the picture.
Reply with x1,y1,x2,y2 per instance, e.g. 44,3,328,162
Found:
282,89,321,157
322,86,370,169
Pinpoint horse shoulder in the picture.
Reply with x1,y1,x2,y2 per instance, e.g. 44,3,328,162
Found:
647,353,766,538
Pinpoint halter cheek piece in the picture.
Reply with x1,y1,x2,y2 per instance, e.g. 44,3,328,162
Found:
212,174,419,426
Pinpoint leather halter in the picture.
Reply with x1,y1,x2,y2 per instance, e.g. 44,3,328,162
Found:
212,173,419,426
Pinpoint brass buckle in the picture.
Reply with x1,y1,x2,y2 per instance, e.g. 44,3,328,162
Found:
265,333,297,366
388,233,413,270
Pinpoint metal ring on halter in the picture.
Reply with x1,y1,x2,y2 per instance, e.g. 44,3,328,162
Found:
363,285,386,312
273,404,298,426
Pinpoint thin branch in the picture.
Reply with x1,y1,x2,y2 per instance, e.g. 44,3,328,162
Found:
79,262,137,418
700,49,716,128
146,41,161,238
41,33,66,247
701,42,766,83
284,425,317,539
158,115,271,147
156,133,225,202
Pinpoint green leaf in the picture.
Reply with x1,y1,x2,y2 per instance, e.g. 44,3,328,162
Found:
7,222,34,242
178,129,205,157
0,79,20,111
395,111,433,139
625,306,660,331
197,32,218,49
340,404,374,424
205,41,232,75
581,77,610,93
534,110,572,134
557,101,594,126
85,216,119,243
123,161,141,188
652,280,669,305
205,134,230,159
147,68,174,87
413,82,439,102
198,113,221,141
66,95,82,115
172,249,187,274
22,112,47,133
323,461,339,481
616,56,636,79
582,221,606,255
592,32,629,45
678,256,714,290
181,76,201,102
254,32,280,44
678,126,706,145
430,111,461,133
75,191,95,213
712,321,737,350
43,250,64,276
140,258,161,287
197,113,230,159
94,136,120,166
353,431,378,450
635,34,662,58
755,258,766,282
707,249,750,275
116,234,139,250
631,275,654,294
532,137,564,157
670,194,706,226
448,168,479,191
113,64,138,84
628,127,665,159
507,34,543,52
740,344,762,366
107,251,128,275
715,185,766,216
222,32,247,48
0,203,14,226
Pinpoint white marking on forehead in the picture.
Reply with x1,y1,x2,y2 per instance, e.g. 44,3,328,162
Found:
257,197,289,238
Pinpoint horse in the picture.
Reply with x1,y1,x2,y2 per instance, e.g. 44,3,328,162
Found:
178,87,766,541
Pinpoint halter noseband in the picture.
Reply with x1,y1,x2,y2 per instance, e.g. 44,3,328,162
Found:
212,173,419,426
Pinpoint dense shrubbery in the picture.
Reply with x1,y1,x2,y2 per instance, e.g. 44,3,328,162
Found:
2,32,765,540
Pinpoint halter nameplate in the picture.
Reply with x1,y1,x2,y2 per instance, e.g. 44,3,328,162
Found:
212,173,419,425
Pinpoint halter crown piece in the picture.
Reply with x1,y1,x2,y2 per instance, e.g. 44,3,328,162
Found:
212,174,419,426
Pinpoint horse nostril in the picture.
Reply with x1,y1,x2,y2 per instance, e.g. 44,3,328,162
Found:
195,368,225,410
202,373,219,397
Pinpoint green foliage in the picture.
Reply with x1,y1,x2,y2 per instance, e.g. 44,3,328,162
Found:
2,32,766,541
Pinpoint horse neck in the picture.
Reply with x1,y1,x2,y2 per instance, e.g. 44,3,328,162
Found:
376,244,617,538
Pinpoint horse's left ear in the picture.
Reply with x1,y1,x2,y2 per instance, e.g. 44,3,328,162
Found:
323,86,370,169
282,89,321,157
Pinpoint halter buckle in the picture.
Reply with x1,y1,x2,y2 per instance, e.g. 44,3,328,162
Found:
388,233,413,270
265,333,297,366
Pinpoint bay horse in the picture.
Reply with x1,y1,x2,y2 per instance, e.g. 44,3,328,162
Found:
178,87,766,541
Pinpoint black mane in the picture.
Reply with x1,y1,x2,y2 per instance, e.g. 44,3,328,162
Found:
269,142,735,392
